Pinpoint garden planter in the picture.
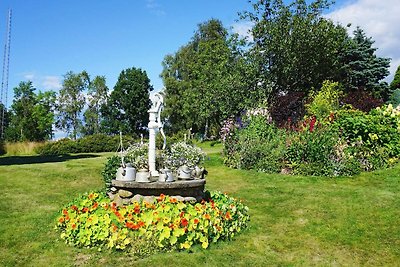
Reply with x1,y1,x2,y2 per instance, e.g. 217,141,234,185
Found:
135,169,150,183
178,165,193,180
116,166,136,181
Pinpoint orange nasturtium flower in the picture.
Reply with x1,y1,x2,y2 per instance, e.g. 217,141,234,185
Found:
58,217,65,223
193,218,200,225
225,211,232,220
181,218,189,227
62,209,68,215
204,214,211,220
169,197,177,204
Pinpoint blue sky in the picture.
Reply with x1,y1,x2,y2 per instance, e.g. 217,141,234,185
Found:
0,0,399,109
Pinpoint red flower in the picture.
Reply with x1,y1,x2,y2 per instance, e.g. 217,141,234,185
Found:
58,217,65,223
134,206,140,214
71,205,78,211
81,207,89,213
62,209,68,215
193,218,199,224
181,218,188,227
180,211,185,218
309,116,316,132
92,202,98,210
170,197,177,204
225,211,232,220
158,194,166,202
138,220,145,228
204,214,211,220
71,223,77,229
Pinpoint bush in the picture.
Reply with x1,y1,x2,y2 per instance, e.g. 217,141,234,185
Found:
102,155,121,192
270,92,306,127
223,104,400,176
55,191,250,255
305,80,342,120
341,88,384,112
388,89,400,108
223,116,288,173
36,134,135,155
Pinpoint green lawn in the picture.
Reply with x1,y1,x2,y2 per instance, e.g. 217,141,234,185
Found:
0,144,399,266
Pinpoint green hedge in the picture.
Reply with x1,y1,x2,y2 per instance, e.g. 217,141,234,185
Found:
35,134,135,155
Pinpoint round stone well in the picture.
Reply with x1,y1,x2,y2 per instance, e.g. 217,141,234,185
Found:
109,179,206,205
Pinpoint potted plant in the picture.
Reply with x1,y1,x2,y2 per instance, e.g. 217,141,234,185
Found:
167,142,205,180
124,143,150,183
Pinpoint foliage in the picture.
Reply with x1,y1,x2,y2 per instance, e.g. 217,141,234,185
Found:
305,80,342,120
0,103,10,140
0,139,5,155
6,81,56,141
224,104,400,176
102,155,120,192
270,92,306,127
83,76,109,135
35,134,135,155
55,191,250,255
241,0,348,100
56,71,89,140
341,88,384,112
101,67,152,135
223,116,288,173
339,27,391,100
161,19,253,136
388,89,400,108
390,65,400,90
335,104,400,170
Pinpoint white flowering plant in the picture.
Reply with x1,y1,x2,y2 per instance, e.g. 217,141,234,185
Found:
122,143,148,170
163,142,205,170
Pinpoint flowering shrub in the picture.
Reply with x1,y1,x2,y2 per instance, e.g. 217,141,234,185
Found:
55,191,250,255
223,103,400,176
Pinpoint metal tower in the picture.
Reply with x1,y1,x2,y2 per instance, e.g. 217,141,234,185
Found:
0,9,12,140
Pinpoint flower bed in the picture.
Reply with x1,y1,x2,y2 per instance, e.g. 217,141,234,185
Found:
55,191,250,255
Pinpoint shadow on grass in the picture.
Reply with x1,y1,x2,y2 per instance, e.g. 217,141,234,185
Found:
0,154,100,166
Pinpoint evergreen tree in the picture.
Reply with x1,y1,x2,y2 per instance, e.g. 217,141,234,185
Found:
340,27,391,99
390,65,400,90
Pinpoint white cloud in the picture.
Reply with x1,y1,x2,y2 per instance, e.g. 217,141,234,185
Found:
231,21,254,41
145,0,165,16
326,0,400,82
42,76,62,90
23,73,35,80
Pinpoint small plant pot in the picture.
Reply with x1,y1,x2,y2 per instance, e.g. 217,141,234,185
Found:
135,169,150,183
165,169,175,182
116,166,136,181
158,172,167,182
178,165,193,180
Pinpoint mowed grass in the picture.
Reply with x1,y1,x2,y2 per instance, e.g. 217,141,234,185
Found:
0,143,399,266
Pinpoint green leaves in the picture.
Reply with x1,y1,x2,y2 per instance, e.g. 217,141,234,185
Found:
55,191,250,255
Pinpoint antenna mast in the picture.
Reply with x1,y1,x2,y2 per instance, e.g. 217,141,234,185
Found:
0,8,12,140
